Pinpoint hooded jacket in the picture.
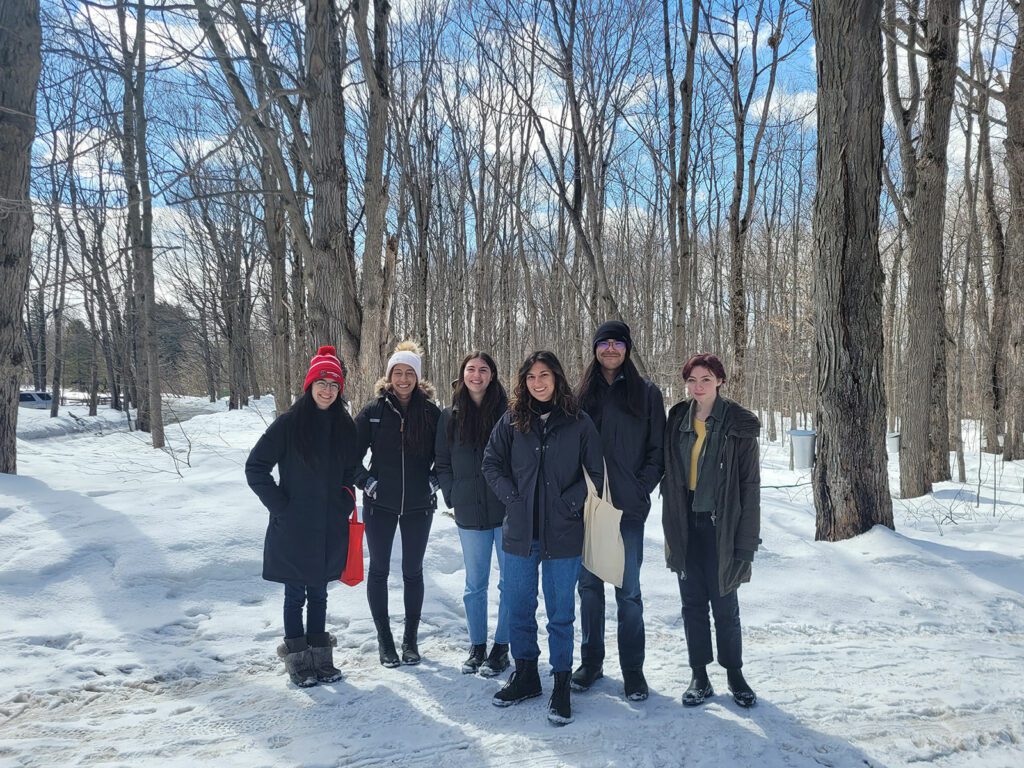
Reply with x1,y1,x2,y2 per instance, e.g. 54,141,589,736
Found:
482,407,604,560
245,407,358,584
434,406,507,529
662,395,761,595
353,379,441,515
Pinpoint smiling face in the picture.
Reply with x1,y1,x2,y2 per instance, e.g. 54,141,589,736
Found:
462,357,493,400
685,365,723,410
526,361,554,402
389,363,418,402
595,338,627,375
311,378,340,409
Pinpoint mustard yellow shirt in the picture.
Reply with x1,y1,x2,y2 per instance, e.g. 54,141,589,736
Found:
689,418,706,491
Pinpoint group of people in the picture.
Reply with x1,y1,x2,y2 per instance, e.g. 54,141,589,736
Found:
245,321,762,726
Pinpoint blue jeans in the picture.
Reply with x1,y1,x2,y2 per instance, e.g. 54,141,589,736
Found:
578,518,646,671
284,582,327,639
458,526,509,646
504,540,580,673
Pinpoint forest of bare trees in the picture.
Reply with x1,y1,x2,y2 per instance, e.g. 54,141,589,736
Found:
1,0,1021,537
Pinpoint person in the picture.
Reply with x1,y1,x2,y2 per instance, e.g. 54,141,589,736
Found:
435,352,511,677
662,353,761,708
482,351,604,726
572,320,665,701
245,345,358,687
353,340,441,668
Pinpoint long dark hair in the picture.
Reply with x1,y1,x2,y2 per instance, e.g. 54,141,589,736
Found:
381,382,436,456
288,387,356,467
509,350,579,433
577,356,646,417
448,351,508,449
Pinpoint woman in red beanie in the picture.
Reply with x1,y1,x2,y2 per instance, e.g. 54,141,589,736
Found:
246,346,359,687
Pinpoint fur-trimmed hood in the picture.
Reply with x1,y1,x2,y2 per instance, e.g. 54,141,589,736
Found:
373,377,437,402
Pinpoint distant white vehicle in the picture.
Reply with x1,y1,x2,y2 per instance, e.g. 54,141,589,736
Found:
18,391,53,409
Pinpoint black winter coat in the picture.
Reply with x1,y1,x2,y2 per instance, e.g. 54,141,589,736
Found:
662,396,761,595
434,407,506,529
482,408,604,559
245,408,357,585
353,383,441,515
587,374,666,523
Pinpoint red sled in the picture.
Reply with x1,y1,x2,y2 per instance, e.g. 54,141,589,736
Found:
341,503,365,586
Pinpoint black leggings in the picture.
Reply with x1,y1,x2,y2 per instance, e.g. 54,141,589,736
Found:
365,507,433,624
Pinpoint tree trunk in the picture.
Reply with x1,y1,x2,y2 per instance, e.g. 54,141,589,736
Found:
811,0,894,541
0,0,41,474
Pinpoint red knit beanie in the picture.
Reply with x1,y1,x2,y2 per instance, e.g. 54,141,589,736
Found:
303,345,345,393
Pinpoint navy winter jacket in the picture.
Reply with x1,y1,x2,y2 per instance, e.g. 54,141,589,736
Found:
482,408,604,559
434,406,506,530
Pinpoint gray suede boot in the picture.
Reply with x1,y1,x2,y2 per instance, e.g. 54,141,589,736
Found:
307,632,343,683
276,636,318,688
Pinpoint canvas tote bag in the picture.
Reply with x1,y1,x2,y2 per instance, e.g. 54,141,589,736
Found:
582,464,625,588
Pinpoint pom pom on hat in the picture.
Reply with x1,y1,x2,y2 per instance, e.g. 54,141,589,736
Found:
304,345,345,393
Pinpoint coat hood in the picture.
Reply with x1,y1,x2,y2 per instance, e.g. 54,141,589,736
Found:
373,376,437,402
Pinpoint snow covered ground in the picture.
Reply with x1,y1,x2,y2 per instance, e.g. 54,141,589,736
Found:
1,398,1022,767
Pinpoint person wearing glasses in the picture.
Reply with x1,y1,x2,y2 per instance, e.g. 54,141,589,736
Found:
572,321,665,701
353,340,441,668
662,353,761,708
246,346,359,687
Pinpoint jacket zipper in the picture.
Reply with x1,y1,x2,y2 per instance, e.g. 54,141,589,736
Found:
384,396,407,516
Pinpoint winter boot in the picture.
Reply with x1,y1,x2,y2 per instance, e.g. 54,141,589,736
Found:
307,632,343,683
682,666,714,707
623,669,649,702
727,668,757,708
492,658,542,707
547,671,574,725
276,636,318,688
375,619,401,668
401,619,421,665
462,643,487,674
569,663,603,692
478,643,510,678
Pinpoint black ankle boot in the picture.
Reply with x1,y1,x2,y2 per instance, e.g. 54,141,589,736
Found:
478,643,510,678
462,643,487,674
492,658,542,707
374,619,400,668
727,667,756,708
401,619,421,665
682,665,714,707
548,671,574,725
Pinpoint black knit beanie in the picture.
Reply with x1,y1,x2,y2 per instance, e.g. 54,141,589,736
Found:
592,320,633,354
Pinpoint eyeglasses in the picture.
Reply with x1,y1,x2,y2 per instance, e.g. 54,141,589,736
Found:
596,340,627,352
313,380,341,392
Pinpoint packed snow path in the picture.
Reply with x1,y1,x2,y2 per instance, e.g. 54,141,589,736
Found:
1,400,1022,767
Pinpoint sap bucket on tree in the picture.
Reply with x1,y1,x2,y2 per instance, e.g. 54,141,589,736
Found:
886,432,900,455
789,429,816,470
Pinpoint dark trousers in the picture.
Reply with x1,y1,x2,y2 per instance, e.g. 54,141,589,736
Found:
578,518,646,671
365,507,433,624
677,520,743,669
284,582,328,639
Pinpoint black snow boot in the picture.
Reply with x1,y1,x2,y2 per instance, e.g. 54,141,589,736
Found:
277,636,318,688
306,632,343,683
462,643,487,674
547,671,574,725
401,619,421,665
623,669,649,702
478,643,510,678
682,666,714,707
569,663,603,692
492,658,542,707
727,668,757,708
375,619,401,668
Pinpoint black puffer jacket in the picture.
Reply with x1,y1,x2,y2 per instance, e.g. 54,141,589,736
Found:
245,408,357,584
434,407,506,529
587,374,666,523
482,408,604,560
662,396,762,595
353,381,441,515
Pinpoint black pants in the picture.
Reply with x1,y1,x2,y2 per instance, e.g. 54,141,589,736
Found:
365,507,433,625
677,520,743,669
283,582,327,639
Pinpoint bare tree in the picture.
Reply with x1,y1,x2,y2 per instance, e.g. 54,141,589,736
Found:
811,0,894,540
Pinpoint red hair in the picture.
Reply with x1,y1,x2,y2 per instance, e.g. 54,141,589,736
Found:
682,354,727,384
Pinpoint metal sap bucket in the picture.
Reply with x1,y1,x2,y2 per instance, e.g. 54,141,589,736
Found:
789,429,817,470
